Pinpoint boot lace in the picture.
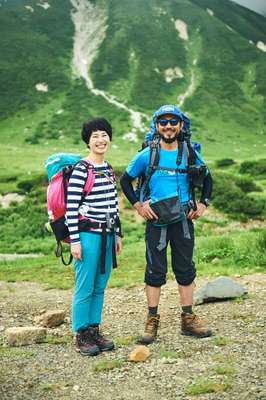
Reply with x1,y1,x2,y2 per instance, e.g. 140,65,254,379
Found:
188,313,205,328
90,327,107,345
146,316,159,335
83,328,97,345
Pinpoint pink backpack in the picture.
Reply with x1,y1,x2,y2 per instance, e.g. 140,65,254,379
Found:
46,159,95,265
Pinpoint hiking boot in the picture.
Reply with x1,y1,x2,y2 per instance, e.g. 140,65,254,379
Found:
181,312,212,338
75,328,100,356
88,326,115,352
138,314,160,345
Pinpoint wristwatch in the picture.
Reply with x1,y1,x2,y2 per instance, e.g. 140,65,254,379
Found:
200,198,210,207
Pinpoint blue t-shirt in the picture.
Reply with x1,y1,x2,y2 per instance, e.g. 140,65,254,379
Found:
126,145,206,204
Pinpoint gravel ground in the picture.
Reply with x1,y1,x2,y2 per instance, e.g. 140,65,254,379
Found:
0,273,265,400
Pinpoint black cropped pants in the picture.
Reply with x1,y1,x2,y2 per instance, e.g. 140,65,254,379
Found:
144,219,196,287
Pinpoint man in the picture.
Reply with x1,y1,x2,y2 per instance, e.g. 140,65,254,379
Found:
120,104,213,344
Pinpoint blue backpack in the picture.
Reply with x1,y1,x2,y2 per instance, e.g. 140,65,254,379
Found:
136,107,206,208
45,153,82,182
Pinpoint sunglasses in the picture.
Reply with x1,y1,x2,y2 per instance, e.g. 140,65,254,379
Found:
158,118,181,126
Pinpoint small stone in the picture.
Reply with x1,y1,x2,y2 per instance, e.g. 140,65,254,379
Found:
6,327,46,346
35,310,66,328
33,316,42,325
128,345,150,362
73,385,80,391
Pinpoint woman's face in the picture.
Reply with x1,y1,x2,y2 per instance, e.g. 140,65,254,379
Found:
88,130,110,155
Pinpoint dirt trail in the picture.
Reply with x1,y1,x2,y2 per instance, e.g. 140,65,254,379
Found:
0,274,265,400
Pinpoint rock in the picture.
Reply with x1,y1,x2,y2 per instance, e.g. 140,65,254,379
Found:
35,310,66,328
128,345,150,362
0,193,25,209
6,327,47,346
193,276,248,305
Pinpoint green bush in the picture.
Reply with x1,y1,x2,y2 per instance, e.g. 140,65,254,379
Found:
239,159,266,177
17,174,47,193
235,176,262,193
215,159,236,168
257,230,266,253
0,174,17,183
212,172,265,219
197,229,266,268
197,236,234,263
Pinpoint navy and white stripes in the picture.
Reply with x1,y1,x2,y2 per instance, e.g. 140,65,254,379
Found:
66,161,119,244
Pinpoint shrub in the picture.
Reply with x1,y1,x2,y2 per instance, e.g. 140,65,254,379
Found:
17,174,47,193
215,158,236,168
239,159,266,177
235,176,262,193
211,172,265,219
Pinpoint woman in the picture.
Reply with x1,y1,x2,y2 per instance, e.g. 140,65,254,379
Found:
66,117,122,356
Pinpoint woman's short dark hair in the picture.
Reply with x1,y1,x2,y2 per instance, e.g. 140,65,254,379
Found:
81,117,112,144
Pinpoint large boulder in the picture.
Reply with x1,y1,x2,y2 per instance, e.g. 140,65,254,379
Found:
6,327,47,346
193,277,248,305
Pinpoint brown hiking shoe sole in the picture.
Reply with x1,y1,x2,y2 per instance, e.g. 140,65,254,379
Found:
137,335,155,345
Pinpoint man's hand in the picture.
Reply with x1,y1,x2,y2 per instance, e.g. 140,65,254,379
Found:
116,236,122,254
134,200,158,221
71,243,82,260
188,202,207,220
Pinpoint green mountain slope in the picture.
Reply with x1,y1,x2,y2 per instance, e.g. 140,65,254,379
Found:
0,0,73,118
0,0,265,161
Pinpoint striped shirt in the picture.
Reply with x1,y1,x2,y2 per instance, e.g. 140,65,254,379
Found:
66,161,119,244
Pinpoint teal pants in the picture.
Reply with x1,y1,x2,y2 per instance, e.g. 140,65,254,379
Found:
72,231,113,333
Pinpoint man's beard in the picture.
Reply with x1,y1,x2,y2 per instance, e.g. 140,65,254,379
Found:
160,132,178,143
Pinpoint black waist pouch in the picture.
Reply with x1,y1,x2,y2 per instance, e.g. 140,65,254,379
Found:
50,216,69,241
150,196,186,226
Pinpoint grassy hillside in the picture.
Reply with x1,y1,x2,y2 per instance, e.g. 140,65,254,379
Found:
0,0,73,119
0,0,265,233
0,0,265,151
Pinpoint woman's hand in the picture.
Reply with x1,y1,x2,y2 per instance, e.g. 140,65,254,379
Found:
116,236,122,254
71,243,82,260
188,202,207,220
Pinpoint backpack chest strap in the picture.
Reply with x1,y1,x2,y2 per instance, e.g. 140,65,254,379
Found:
152,165,188,174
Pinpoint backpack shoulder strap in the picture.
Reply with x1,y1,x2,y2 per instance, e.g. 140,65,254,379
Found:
105,161,116,181
187,140,203,166
139,139,160,203
176,138,199,168
148,140,160,174
177,141,184,166
79,160,95,195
